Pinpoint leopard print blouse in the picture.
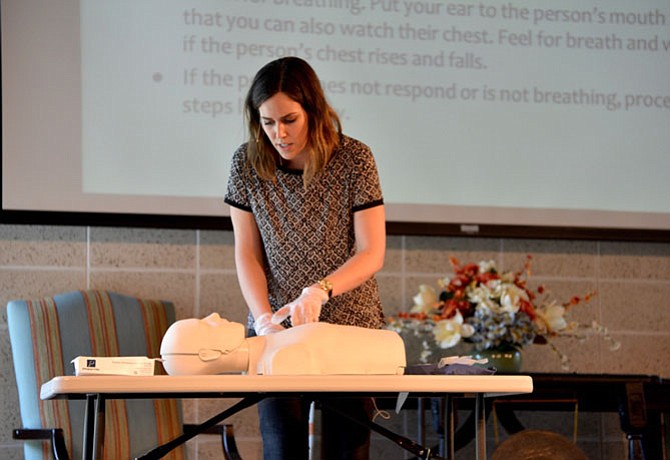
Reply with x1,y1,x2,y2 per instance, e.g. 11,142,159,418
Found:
225,135,385,330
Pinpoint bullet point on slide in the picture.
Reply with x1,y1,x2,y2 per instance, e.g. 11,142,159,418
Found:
153,73,163,82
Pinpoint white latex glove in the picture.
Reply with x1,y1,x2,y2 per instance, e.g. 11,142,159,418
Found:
272,286,329,326
253,312,285,336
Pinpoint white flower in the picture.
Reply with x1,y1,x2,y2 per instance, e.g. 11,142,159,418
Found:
486,278,501,290
437,276,450,288
497,283,528,313
432,312,475,349
468,285,490,303
410,284,439,314
478,260,497,273
420,341,434,363
535,301,567,333
468,285,497,312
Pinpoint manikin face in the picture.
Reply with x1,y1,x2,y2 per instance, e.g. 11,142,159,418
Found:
160,313,248,375
160,313,245,356
258,92,310,169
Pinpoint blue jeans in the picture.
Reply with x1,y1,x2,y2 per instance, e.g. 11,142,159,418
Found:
258,397,373,460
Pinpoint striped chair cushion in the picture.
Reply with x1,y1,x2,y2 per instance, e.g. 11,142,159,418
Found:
8,290,184,460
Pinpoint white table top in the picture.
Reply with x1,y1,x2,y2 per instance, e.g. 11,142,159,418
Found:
41,374,533,400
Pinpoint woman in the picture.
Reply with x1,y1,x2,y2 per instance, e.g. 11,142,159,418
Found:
224,56,386,460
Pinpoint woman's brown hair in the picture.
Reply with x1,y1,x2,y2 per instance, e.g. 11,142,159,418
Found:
244,57,342,187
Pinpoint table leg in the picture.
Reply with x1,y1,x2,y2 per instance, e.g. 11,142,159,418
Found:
418,397,426,446
92,395,106,460
320,400,444,459
443,396,454,460
137,395,263,460
475,394,486,460
82,394,96,460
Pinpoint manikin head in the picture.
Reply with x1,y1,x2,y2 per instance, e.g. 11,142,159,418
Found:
160,313,248,375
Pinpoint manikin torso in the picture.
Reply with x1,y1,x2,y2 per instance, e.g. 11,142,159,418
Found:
160,313,406,376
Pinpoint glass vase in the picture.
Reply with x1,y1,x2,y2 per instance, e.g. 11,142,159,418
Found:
472,347,523,373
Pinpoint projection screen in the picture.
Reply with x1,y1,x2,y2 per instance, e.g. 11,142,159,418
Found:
2,0,670,239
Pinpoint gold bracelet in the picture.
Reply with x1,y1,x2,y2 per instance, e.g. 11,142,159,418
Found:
317,278,333,299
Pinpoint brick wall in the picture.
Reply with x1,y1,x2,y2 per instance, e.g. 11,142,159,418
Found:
1,224,668,459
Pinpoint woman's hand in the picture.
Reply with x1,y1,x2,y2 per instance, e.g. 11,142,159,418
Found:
272,286,329,326
253,312,285,335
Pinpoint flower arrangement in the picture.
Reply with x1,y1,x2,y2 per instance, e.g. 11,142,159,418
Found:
387,256,620,369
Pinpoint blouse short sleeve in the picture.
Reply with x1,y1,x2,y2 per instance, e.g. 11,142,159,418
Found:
348,141,384,213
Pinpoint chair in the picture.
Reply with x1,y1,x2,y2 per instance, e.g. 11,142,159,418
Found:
8,289,241,460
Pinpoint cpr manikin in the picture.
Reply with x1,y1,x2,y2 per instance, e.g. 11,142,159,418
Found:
160,313,406,376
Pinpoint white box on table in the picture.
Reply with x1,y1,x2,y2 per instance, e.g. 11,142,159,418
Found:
71,356,158,376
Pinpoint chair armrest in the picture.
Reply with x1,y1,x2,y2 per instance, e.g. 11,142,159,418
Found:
182,423,242,460
14,424,240,460
13,428,70,460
